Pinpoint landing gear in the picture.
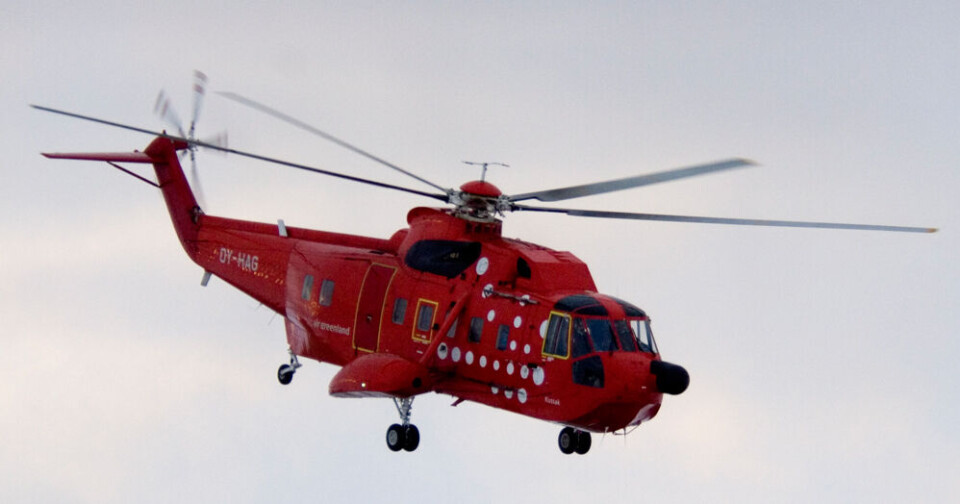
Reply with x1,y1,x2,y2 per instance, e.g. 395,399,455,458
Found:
386,397,420,452
558,426,592,455
277,349,302,385
386,423,420,452
277,364,295,385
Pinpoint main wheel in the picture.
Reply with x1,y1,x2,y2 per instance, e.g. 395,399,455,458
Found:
574,430,592,454
277,364,294,385
402,424,420,452
558,427,576,454
386,424,405,452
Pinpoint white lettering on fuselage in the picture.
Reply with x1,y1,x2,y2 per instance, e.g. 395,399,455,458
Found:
544,397,561,406
317,321,351,336
218,247,259,272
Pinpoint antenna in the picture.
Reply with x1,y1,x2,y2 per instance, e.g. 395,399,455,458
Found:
463,161,509,182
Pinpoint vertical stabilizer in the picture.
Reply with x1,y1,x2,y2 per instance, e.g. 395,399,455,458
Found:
143,137,201,259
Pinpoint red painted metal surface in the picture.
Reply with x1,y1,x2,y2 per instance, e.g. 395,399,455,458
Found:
354,264,397,352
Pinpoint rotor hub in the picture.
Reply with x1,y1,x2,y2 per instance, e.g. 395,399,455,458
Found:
458,180,502,198
450,181,509,222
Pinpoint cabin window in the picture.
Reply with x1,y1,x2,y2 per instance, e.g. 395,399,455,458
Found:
319,279,335,307
469,317,483,343
496,324,510,350
301,275,314,301
417,304,435,332
446,318,458,338
587,319,617,352
571,318,591,358
392,298,407,325
614,320,638,352
412,299,438,343
542,312,570,358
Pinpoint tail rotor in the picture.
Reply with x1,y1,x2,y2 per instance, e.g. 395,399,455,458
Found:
154,70,227,209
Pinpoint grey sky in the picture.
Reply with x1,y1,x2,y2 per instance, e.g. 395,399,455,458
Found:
2,2,957,502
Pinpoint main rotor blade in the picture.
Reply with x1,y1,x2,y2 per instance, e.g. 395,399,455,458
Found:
217,91,449,194
509,158,755,203
511,204,937,233
31,105,449,203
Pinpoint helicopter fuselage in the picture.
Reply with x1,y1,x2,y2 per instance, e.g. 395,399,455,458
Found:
143,135,680,433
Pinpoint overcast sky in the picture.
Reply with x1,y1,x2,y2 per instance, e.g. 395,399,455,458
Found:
3,2,957,503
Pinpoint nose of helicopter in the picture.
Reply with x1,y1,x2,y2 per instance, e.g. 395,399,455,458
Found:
605,353,689,397
579,353,686,429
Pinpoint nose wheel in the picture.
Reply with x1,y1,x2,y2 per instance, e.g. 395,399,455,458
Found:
558,427,592,454
386,397,420,452
277,349,302,385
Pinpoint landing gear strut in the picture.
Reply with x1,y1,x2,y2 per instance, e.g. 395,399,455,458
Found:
277,349,302,385
558,426,592,455
386,397,420,452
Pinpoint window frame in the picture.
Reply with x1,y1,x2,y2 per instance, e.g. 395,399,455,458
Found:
411,299,438,343
542,311,571,359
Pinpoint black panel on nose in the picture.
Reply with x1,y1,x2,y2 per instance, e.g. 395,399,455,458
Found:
650,360,689,395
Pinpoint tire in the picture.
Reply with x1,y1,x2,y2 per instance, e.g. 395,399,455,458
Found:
574,431,591,455
277,364,294,385
402,424,420,452
558,427,576,454
386,424,405,452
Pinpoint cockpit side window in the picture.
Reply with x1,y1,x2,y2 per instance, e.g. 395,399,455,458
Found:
587,319,617,352
542,312,571,358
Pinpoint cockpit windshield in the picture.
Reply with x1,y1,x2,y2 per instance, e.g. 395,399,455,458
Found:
629,318,658,354
567,316,658,356
613,320,638,352
587,319,617,352
542,307,659,359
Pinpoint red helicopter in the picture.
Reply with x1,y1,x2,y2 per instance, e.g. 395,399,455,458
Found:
33,77,936,455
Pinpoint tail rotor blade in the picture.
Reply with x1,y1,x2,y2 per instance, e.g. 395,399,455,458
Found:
200,130,229,155
189,70,208,138
154,90,185,137
189,149,207,208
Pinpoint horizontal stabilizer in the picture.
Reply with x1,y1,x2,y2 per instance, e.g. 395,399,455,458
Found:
329,353,432,398
42,151,154,163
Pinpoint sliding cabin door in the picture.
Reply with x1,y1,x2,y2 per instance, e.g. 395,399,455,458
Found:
353,264,396,352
